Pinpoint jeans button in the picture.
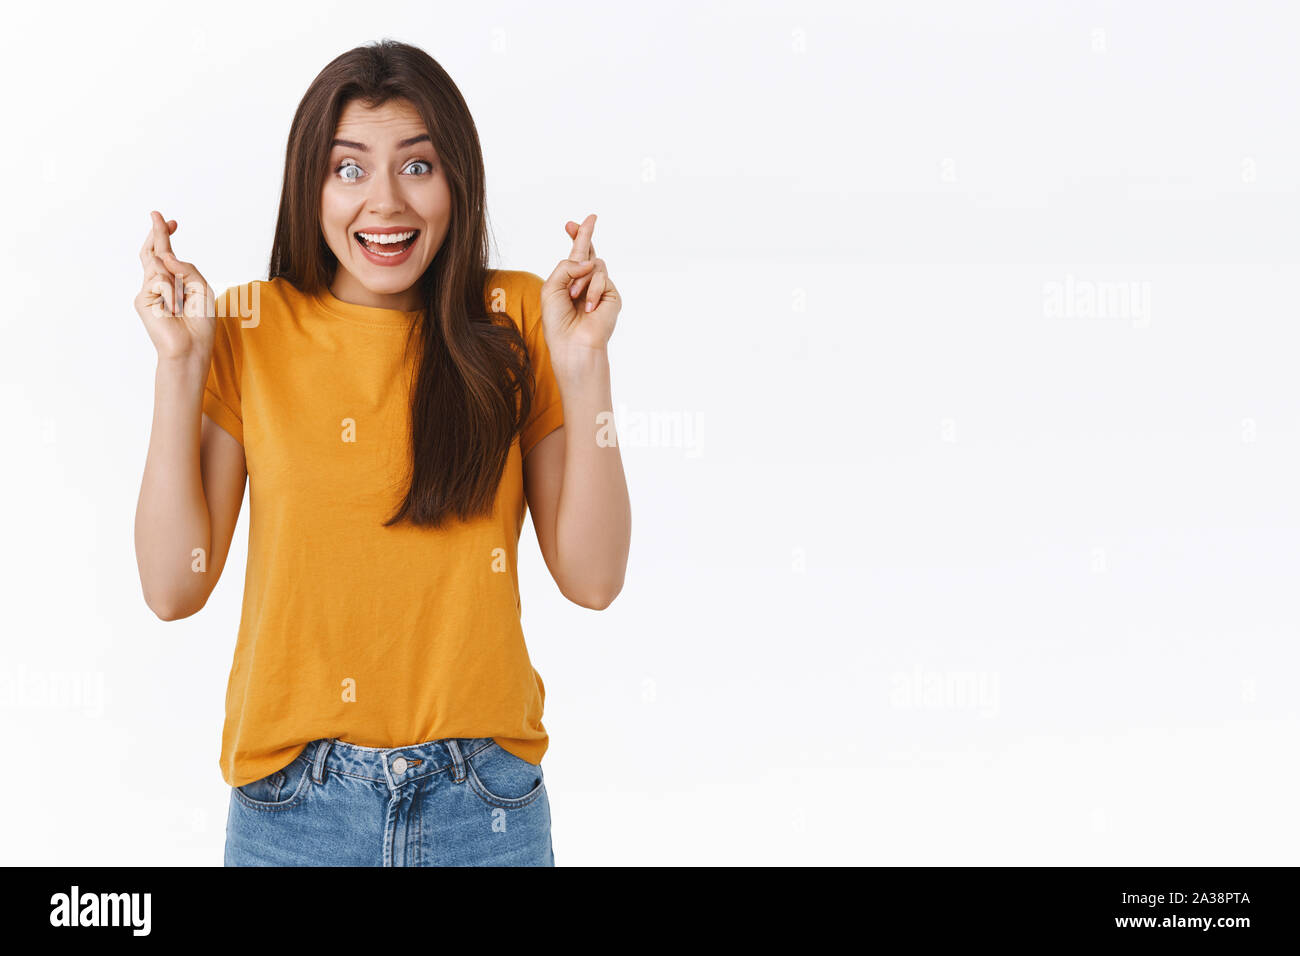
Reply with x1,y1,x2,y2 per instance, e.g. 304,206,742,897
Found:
392,756,408,774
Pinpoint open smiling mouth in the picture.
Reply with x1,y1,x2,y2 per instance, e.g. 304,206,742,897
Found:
353,229,420,257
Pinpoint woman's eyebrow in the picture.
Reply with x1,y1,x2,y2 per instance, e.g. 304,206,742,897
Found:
330,133,432,151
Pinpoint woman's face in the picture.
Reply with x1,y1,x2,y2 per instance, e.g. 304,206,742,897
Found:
321,98,451,311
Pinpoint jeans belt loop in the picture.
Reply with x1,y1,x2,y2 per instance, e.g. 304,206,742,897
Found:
446,738,466,783
312,738,335,785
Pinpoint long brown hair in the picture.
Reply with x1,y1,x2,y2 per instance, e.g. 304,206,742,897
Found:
268,39,535,528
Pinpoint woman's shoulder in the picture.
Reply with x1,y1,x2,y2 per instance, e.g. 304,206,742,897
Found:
484,268,544,298
210,276,301,332
484,268,546,336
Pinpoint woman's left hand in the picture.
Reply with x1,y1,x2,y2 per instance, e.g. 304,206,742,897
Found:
540,214,621,367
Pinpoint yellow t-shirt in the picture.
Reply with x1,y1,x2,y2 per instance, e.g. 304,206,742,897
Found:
202,271,564,787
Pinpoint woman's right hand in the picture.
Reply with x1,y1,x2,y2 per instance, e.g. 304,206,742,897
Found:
135,210,218,362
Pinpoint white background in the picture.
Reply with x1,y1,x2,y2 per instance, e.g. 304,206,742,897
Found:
1,1,1296,865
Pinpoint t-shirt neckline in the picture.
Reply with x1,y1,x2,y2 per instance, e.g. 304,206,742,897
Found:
311,284,424,328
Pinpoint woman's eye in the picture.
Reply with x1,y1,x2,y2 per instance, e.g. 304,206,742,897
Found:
337,161,363,182
405,160,433,175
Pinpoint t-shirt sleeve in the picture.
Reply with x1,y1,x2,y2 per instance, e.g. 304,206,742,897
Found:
202,285,245,446
518,272,566,458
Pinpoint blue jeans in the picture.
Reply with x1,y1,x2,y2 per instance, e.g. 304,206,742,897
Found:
224,736,553,866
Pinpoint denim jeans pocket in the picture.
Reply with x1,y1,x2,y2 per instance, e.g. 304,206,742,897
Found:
233,748,315,811
464,741,546,810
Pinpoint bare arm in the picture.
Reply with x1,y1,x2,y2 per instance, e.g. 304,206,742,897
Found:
131,210,247,620
523,215,631,610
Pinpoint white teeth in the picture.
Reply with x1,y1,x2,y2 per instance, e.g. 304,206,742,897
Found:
357,230,416,244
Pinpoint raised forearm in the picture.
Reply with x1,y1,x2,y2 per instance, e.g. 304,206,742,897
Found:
552,348,631,608
134,354,213,618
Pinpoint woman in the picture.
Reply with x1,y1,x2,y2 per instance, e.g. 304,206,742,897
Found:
132,39,631,866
